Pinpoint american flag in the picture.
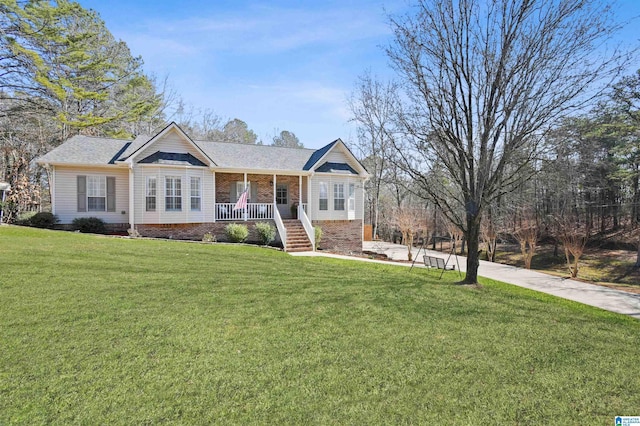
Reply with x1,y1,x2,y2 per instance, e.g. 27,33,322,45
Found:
233,188,248,211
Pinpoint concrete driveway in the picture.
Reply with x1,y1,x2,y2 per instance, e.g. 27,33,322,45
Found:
362,241,640,320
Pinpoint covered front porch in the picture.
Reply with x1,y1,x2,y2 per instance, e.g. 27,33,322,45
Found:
213,172,309,222
213,171,314,251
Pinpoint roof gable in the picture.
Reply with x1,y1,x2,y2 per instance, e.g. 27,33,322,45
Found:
303,140,337,171
305,139,368,176
125,122,215,166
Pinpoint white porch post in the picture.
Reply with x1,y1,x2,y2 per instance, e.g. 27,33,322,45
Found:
307,174,312,221
298,175,302,218
243,172,247,221
128,167,135,230
212,171,216,222
273,173,277,211
50,166,56,216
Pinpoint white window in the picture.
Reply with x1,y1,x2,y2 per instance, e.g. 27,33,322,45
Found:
319,182,328,210
334,183,345,211
87,176,106,211
165,176,182,211
348,183,355,212
190,177,201,211
146,177,156,212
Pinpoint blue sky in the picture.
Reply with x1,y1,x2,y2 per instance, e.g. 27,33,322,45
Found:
79,0,640,149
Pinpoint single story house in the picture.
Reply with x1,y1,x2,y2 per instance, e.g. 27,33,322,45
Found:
37,123,369,252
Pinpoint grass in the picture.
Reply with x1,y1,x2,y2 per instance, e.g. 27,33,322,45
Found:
495,244,640,288
1,226,639,424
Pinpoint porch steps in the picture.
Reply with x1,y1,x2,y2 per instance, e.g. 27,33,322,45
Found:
282,219,313,252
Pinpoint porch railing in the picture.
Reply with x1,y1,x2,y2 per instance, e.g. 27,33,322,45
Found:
215,203,273,221
273,206,286,249
299,204,315,251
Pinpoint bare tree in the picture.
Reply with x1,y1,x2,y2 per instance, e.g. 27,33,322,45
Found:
511,208,539,269
384,0,629,283
445,219,464,255
636,232,640,269
555,215,590,278
388,205,428,261
272,130,303,148
349,73,399,240
481,210,498,263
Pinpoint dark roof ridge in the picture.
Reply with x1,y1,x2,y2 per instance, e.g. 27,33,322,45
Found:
194,139,315,152
69,134,134,142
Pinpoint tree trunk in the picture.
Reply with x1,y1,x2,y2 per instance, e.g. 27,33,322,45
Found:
373,197,379,240
432,208,437,250
636,235,640,268
463,215,481,284
633,163,640,224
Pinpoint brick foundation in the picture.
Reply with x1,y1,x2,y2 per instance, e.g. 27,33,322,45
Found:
313,219,362,253
135,221,280,244
56,222,129,234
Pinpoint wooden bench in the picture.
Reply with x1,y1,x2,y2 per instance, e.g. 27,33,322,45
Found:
423,255,455,271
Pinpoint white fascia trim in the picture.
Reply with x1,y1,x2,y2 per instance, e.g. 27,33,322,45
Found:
37,162,128,169
213,167,313,176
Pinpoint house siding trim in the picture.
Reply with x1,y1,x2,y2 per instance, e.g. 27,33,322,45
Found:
53,165,129,225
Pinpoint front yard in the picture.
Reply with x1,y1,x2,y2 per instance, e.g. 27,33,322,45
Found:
1,226,638,424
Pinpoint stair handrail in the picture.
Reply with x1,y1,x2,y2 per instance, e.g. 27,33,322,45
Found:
299,204,315,251
273,205,287,251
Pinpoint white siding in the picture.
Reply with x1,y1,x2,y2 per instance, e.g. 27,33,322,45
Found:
134,129,209,165
54,165,129,224
309,174,365,221
133,165,214,224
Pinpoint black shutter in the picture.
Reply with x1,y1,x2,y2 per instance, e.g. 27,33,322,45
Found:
77,176,86,212
106,177,116,212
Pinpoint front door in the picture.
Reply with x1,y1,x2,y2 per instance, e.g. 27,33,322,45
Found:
276,184,290,218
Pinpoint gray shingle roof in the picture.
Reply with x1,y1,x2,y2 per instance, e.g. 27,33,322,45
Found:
36,135,130,165
117,134,151,160
196,140,315,171
303,140,337,170
37,130,364,175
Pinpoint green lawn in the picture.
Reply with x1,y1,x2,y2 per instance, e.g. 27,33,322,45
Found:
1,226,639,424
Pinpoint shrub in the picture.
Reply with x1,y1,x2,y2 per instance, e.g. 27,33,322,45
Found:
314,226,322,250
225,223,248,243
255,222,276,245
202,232,216,243
28,212,58,229
72,217,106,234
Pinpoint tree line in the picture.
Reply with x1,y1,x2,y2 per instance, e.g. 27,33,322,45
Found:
0,0,302,221
349,0,640,282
